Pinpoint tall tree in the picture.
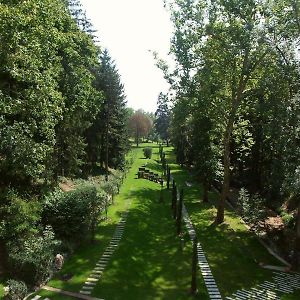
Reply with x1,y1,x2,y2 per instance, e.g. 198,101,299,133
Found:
85,49,128,173
0,0,67,185
128,111,152,147
155,93,170,145
163,0,299,224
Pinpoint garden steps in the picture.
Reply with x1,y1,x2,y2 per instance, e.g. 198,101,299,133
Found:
178,186,222,300
225,271,300,300
31,296,51,300
170,174,222,300
79,202,131,296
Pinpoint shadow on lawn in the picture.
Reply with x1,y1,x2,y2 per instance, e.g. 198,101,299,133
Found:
93,186,207,300
163,148,277,296
48,220,118,292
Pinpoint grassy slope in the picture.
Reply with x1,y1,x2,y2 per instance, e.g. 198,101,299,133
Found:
163,146,297,298
34,144,207,299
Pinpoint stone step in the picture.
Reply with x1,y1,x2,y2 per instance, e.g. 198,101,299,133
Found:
82,286,94,290
79,290,91,295
84,281,96,286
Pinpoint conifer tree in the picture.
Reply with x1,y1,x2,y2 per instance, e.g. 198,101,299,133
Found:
155,93,170,145
86,49,128,172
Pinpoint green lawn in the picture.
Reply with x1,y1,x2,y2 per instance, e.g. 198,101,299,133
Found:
32,144,207,299
0,281,4,298
163,146,300,299
8,143,300,300
281,290,300,299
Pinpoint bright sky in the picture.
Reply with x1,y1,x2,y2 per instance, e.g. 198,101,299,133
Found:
80,0,173,112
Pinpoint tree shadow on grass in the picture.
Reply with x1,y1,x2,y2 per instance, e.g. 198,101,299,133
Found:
47,220,117,292
163,151,279,296
93,187,208,300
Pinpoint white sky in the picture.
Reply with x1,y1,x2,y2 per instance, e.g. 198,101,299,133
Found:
80,0,173,112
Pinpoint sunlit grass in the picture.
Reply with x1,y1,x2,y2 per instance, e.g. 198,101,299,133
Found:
31,144,207,299
163,146,285,297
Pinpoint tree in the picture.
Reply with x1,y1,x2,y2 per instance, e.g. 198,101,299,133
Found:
164,0,299,224
0,0,67,185
155,93,170,145
85,49,128,175
128,111,152,146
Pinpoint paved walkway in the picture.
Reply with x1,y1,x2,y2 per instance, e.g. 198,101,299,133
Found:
226,271,300,300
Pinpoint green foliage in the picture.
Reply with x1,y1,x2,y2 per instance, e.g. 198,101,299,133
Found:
160,0,300,225
280,210,296,229
0,190,41,241
4,279,27,300
43,184,105,243
85,49,128,171
7,226,59,285
143,147,153,159
154,93,170,142
238,188,267,223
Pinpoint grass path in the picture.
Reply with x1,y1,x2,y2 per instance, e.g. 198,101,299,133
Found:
34,144,207,299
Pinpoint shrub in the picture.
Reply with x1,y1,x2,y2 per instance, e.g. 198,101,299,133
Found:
238,188,266,223
281,211,296,228
7,226,59,285
143,147,152,159
43,184,105,244
4,280,27,300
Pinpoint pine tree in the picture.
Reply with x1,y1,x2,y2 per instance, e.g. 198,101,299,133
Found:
155,93,170,145
85,49,128,173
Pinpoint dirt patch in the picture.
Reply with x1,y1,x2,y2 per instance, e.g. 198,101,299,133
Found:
59,179,75,192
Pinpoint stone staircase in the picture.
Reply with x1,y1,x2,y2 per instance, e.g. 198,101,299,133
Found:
226,272,300,300
79,204,131,296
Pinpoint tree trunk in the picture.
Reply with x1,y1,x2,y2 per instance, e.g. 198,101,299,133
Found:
215,106,236,224
136,128,139,147
292,200,300,270
190,238,198,295
203,179,209,203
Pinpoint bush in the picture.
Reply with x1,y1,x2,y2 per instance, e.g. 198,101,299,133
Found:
143,147,152,159
7,226,59,285
281,211,295,228
4,279,27,300
238,188,266,223
43,184,105,244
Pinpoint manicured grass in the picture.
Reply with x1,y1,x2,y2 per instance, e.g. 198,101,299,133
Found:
92,144,207,299
281,289,300,299
0,281,4,298
41,154,137,293
32,144,207,299
163,146,288,298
